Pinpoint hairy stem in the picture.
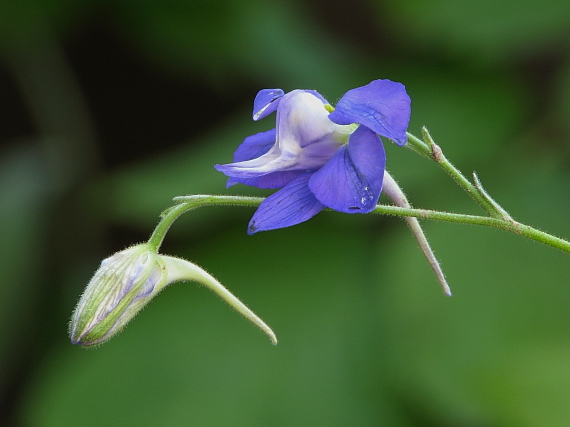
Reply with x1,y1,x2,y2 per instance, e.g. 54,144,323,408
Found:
148,195,570,255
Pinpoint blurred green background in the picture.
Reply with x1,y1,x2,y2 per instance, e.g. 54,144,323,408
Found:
1,0,570,426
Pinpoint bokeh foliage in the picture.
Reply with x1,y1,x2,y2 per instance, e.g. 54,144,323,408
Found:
1,0,569,425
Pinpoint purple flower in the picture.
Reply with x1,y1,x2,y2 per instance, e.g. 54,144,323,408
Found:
215,79,411,234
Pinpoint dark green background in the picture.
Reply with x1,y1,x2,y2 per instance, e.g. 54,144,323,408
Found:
1,0,570,425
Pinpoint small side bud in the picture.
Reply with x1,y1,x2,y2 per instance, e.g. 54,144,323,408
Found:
69,244,167,347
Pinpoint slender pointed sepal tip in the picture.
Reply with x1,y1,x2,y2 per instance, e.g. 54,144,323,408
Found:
382,171,452,296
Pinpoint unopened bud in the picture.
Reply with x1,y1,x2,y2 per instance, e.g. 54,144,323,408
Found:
70,244,167,347
70,244,277,347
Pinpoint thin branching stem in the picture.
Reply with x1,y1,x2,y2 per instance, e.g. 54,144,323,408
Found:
147,194,570,255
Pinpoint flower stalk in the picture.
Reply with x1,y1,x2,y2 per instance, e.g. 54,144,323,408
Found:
72,76,570,350
168,193,570,254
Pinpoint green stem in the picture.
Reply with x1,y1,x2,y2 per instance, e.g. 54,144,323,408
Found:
371,204,570,254
148,194,570,255
147,195,264,252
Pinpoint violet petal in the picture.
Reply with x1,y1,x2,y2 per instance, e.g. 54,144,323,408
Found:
328,79,410,146
308,126,385,213
231,129,276,162
247,173,325,234
252,89,284,121
227,171,304,189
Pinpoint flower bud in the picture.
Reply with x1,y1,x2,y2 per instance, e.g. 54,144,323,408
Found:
69,244,167,347
70,244,277,347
